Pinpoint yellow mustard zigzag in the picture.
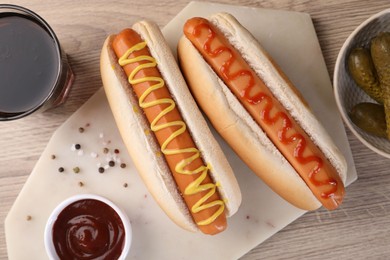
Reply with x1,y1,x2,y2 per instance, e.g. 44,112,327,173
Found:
118,41,224,225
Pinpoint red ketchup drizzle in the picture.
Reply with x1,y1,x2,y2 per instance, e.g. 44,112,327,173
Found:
193,23,338,200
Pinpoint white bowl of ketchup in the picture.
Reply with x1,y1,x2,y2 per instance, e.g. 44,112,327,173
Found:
44,194,132,260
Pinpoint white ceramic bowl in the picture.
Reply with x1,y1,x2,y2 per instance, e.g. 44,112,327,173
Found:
334,8,390,158
44,194,132,260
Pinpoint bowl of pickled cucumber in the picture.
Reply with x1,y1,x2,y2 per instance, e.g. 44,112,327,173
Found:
334,8,390,158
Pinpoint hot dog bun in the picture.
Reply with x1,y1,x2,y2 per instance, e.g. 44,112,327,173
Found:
100,20,241,233
178,13,347,211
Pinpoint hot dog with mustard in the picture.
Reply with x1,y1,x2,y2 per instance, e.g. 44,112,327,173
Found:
178,13,347,211
100,21,241,235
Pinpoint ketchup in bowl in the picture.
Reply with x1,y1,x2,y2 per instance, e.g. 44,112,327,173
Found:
45,194,132,260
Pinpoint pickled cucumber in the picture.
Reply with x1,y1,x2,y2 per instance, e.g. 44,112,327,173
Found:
349,102,387,138
371,32,390,139
348,47,383,103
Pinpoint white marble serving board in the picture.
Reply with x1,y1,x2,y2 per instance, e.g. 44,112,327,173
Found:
5,2,357,259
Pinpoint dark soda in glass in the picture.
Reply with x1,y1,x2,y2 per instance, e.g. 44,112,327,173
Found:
0,5,74,120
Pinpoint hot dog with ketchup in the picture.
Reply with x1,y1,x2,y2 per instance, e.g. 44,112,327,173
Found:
100,20,241,235
178,13,347,210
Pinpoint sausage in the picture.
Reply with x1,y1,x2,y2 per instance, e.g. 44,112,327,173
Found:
111,28,226,234
183,17,345,210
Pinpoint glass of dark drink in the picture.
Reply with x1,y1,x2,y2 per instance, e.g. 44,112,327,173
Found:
0,4,74,121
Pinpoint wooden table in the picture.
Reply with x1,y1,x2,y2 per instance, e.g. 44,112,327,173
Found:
1,0,390,259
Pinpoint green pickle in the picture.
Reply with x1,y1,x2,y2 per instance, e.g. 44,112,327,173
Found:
371,32,390,139
349,102,387,138
348,47,383,103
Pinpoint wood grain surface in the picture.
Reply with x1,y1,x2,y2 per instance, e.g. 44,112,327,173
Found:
1,0,390,259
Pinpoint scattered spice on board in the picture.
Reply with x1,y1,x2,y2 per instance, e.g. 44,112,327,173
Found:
123,183,128,188
26,215,32,221
78,181,84,187
56,126,129,176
